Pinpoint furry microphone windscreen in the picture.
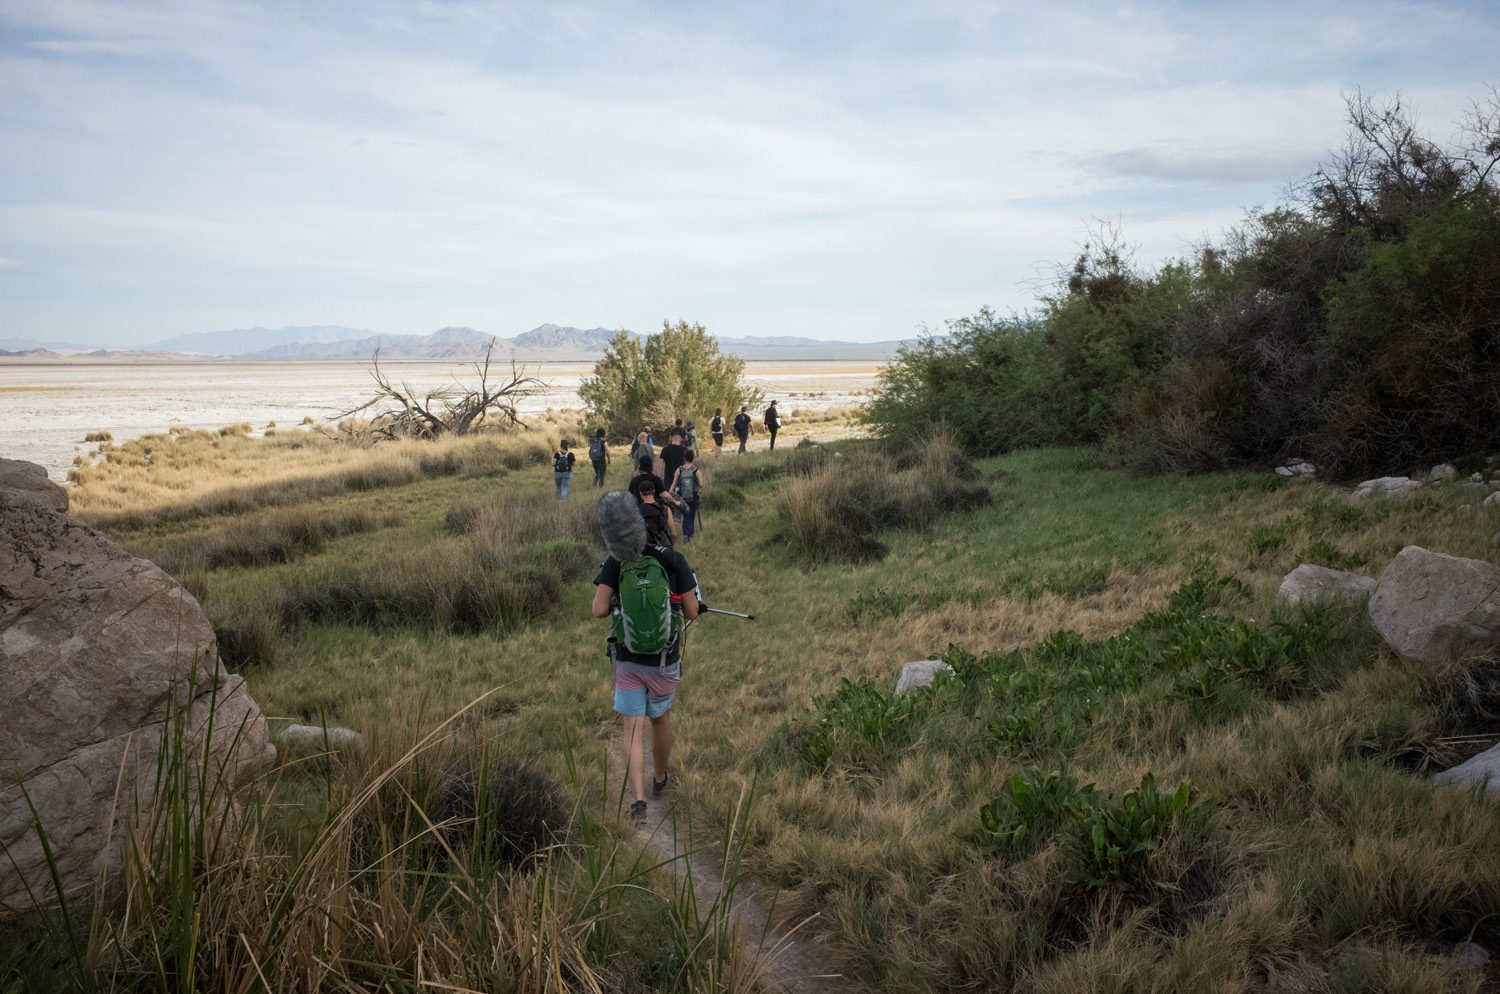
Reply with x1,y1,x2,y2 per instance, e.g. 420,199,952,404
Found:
597,491,646,563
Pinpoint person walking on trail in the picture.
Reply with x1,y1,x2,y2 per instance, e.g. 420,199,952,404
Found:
684,419,699,450
764,401,781,450
630,456,678,544
593,491,699,821
733,406,752,454
588,428,609,487
629,430,653,470
710,408,725,457
669,448,703,542
660,429,686,493
553,440,576,499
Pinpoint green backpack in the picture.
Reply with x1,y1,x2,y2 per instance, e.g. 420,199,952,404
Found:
613,554,680,661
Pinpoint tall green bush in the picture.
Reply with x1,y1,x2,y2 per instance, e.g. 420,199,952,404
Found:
578,320,761,437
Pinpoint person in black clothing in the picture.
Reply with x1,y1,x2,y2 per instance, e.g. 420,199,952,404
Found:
764,401,780,450
553,439,576,498
710,408,725,457
592,491,699,819
660,429,686,491
733,406,751,454
630,456,678,542
588,428,608,487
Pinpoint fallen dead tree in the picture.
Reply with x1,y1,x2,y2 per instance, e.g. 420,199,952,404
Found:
335,339,544,440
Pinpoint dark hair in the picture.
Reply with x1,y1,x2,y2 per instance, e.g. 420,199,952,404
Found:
594,428,605,438
637,455,653,474
637,477,657,495
683,448,695,462
560,438,571,449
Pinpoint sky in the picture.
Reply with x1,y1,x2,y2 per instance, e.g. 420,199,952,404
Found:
1,1,1497,347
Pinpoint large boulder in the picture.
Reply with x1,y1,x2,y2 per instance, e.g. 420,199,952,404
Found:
1,481,275,918
0,458,67,513
1367,546,1500,664
1352,476,1422,499
1432,742,1500,793
1277,564,1376,607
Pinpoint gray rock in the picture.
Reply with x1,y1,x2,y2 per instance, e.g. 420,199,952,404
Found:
0,499,274,918
1453,941,1491,971
1275,462,1316,477
1430,463,1458,482
1459,505,1474,514
1484,491,1500,506
0,458,67,513
1352,476,1422,499
1434,744,1500,792
1277,564,1376,607
895,660,953,695
1473,472,1487,483
1368,546,1500,664
277,724,364,749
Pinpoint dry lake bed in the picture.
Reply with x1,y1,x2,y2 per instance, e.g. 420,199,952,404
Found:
2,359,882,479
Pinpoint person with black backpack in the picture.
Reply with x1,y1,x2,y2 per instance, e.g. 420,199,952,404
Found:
592,491,699,821
588,428,608,487
669,448,703,541
553,439,576,499
709,408,725,457
733,406,752,454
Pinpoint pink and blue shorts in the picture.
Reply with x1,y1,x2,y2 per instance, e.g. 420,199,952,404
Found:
613,659,682,718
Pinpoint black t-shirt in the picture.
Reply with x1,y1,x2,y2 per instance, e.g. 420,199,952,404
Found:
733,412,751,435
628,472,668,500
554,450,576,472
594,546,696,664
660,443,685,486
764,406,779,429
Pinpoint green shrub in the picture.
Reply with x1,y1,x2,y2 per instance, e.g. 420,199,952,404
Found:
798,678,931,768
974,769,1098,856
1064,774,1202,889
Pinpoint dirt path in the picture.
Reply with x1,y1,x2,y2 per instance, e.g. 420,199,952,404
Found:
610,746,855,994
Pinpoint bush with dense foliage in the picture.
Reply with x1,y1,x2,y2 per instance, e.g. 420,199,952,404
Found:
579,320,762,437
866,92,1500,478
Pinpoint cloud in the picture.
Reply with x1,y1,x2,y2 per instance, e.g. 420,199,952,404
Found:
0,257,21,269
1,0,1497,343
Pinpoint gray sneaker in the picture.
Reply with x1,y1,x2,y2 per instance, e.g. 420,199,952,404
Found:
629,799,648,821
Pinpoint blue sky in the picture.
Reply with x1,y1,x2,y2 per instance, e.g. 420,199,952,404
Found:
1,0,1496,346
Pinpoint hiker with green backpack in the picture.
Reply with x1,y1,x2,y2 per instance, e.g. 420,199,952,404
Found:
592,491,700,820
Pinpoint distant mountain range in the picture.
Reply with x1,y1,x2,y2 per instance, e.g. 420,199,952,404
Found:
0,323,916,361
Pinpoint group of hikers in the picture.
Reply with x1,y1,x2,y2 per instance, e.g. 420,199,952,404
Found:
551,400,784,820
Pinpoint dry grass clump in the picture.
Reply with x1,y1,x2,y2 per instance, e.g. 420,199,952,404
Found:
779,435,991,563
0,695,761,993
71,430,540,528
138,506,394,575
82,430,112,442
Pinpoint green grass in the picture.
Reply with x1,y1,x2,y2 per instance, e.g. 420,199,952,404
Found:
24,436,1500,993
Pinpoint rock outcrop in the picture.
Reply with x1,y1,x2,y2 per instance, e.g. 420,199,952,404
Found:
0,458,68,513
1432,742,1500,793
1277,564,1376,607
1,466,275,918
1352,476,1422,499
1367,546,1500,664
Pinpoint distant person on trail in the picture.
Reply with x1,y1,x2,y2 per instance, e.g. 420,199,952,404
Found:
669,448,703,541
660,429,686,492
764,401,781,450
593,491,698,821
629,430,653,471
553,440,576,499
733,406,752,454
684,420,699,450
710,408,725,456
588,428,608,487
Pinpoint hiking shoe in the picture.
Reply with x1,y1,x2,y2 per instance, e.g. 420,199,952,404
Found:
652,770,671,798
629,799,648,821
